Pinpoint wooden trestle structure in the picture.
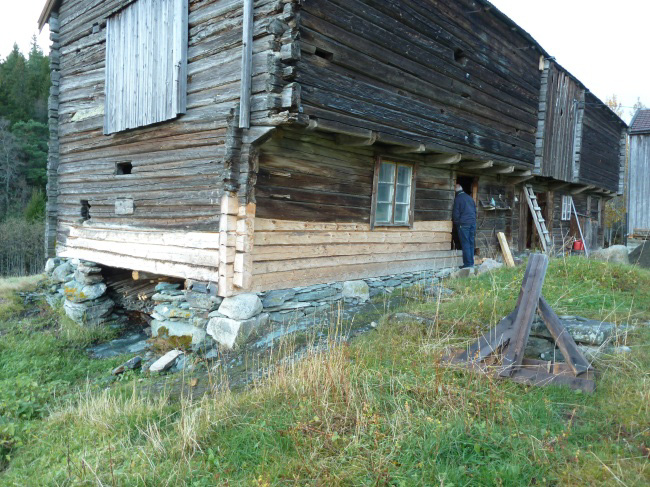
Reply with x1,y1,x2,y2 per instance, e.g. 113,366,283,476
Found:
447,254,596,393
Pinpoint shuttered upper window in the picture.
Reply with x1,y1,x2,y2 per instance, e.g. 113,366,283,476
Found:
104,0,188,134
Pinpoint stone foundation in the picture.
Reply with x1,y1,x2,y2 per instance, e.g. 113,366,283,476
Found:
44,258,456,352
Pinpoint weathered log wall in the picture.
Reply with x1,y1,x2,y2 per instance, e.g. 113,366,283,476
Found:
51,0,292,283
256,128,456,223
296,0,544,167
473,177,517,255
252,128,460,291
578,93,625,193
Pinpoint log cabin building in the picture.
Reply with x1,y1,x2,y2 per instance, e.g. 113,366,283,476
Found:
38,0,627,305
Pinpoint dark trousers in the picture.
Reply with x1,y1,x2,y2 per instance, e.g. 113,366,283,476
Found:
458,223,476,268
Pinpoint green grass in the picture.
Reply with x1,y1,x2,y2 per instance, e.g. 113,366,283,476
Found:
0,258,649,486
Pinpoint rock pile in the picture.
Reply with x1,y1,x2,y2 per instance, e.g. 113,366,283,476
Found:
150,282,222,351
525,314,633,361
45,257,116,325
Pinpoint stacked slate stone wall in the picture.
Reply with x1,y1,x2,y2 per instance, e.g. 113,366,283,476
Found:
44,258,456,352
45,258,118,325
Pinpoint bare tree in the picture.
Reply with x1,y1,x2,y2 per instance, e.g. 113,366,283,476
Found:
0,119,24,217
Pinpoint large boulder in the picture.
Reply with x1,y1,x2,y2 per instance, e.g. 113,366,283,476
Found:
591,245,629,265
64,297,114,325
151,319,207,349
51,261,73,283
218,293,263,320
63,281,107,303
44,257,62,275
206,313,270,349
476,259,503,275
342,280,370,302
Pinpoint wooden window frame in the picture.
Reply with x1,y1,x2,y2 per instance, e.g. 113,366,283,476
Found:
561,195,573,221
370,157,417,229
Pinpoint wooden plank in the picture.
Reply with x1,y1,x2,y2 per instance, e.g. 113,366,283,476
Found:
254,230,452,246
251,253,462,291
253,242,451,261
239,0,254,128
499,254,549,377
454,311,517,364
509,367,595,393
538,296,592,375
497,232,515,268
254,218,452,232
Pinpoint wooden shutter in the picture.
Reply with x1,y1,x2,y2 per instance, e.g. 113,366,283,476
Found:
104,0,188,134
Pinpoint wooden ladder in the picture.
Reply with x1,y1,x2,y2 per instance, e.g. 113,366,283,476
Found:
524,185,552,253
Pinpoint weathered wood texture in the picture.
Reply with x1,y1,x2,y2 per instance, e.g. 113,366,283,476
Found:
52,0,288,234
628,134,650,235
58,223,220,281
104,0,188,134
45,12,61,258
472,176,516,254
251,218,461,291
296,0,544,167
256,128,456,223
578,92,626,192
535,61,583,182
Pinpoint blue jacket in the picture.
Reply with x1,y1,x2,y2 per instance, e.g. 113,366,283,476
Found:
452,190,477,226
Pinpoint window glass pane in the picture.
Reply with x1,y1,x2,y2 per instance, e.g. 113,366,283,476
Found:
376,202,392,223
395,184,410,204
394,203,409,224
397,165,412,185
377,182,394,203
379,162,395,183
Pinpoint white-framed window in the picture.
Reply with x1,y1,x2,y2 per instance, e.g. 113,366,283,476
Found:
372,159,415,227
104,0,189,134
561,195,573,221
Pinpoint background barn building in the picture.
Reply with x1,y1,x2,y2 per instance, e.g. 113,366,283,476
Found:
38,0,627,345
628,109,650,240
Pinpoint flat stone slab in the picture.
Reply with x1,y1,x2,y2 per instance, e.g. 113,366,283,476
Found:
149,350,183,373
88,332,148,358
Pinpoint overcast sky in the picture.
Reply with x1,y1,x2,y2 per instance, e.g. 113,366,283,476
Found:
1,0,648,122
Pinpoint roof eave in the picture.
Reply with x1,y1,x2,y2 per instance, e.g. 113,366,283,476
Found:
38,0,60,31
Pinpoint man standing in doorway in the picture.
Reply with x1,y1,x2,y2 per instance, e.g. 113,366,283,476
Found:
452,182,477,269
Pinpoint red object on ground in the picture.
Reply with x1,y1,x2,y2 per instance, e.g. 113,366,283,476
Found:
573,240,584,251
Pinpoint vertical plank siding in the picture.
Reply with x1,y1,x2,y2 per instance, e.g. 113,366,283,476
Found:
629,135,650,233
535,62,583,182
104,0,188,134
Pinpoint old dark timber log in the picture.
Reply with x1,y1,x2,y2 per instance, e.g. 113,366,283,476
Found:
297,0,544,167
